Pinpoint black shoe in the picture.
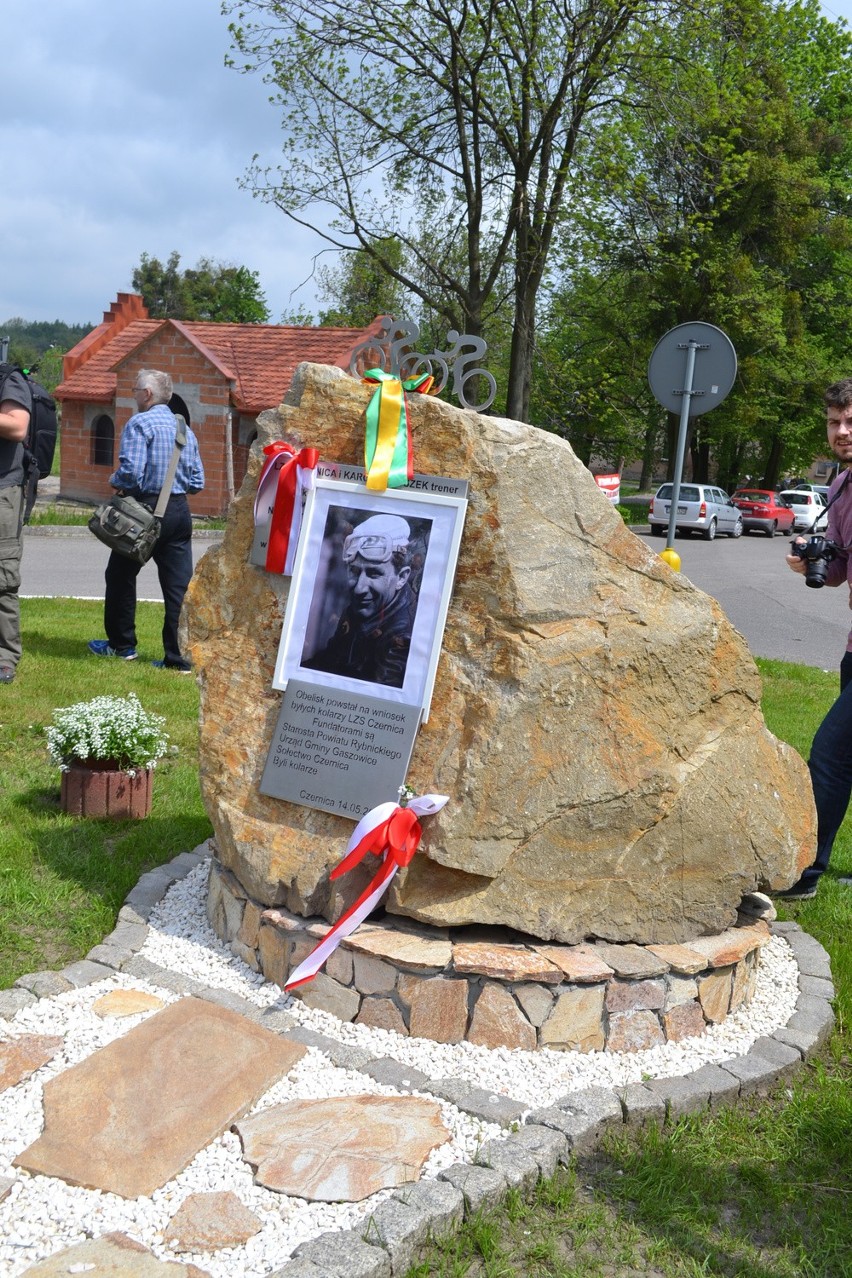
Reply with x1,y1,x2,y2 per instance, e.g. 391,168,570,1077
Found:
151,660,192,674
0,665,15,684
771,884,817,901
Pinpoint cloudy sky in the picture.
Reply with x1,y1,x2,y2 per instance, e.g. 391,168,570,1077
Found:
1,0,324,326
3,0,851,329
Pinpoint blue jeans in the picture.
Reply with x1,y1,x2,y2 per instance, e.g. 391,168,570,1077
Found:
797,651,852,890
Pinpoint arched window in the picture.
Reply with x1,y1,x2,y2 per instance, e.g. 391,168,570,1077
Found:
92,414,114,467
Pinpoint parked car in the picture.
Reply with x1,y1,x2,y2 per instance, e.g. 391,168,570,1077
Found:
648,483,743,540
792,482,831,498
777,489,829,533
730,489,796,537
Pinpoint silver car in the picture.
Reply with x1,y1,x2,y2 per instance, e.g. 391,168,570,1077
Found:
649,483,744,540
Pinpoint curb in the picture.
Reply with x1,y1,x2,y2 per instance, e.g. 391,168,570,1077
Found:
1,845,836,1278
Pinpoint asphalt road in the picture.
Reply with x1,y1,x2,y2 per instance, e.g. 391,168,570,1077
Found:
635,525,848,672
21,528,222,604
19,523,849,672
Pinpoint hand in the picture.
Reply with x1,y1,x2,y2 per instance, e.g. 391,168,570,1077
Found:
786,537,807,574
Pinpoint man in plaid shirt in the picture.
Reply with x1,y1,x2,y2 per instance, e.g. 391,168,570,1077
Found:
88,369,205,672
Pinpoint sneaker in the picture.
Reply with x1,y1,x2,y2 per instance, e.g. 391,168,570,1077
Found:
87,639,138,661
151,660,192,674
771,884,817,901
0,665,15,684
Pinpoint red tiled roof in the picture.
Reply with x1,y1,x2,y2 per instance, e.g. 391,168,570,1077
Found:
55,299,386,412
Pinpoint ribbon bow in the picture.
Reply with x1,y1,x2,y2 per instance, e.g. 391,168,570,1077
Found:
362,368,435,491
253,441,320,575
284,792,449,989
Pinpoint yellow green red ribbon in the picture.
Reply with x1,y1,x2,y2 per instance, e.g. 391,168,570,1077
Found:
362,368,435,490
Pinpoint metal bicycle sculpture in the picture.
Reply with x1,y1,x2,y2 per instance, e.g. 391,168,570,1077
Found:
349,317,496,413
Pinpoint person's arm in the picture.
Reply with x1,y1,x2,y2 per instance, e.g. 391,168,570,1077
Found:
184,436,205,494
0,401,29,442
109,418,148,491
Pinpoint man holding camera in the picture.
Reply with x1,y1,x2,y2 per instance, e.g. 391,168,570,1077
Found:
780,378,852,898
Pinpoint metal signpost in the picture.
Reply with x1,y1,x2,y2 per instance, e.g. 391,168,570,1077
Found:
647,322,737,570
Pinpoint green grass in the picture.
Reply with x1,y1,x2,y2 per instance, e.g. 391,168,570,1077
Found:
26,505,227,530
0,597,211,987
406,655,852,1278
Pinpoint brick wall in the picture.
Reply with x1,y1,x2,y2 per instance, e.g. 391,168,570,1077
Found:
59,331,257,517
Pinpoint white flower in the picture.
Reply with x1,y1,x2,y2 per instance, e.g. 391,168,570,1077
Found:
46,693,170,773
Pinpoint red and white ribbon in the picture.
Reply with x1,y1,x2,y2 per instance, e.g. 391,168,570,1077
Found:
284,793,449,990
253,441,320,575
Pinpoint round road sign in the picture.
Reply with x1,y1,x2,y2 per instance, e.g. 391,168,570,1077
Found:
647,322,737,418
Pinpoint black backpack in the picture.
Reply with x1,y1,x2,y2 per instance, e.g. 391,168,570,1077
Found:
0,362,58,520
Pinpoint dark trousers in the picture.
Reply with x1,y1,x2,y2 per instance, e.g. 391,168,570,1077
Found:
103,493,192,668
798,650,852,889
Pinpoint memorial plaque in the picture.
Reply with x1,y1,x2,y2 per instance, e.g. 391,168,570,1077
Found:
260,679,421,819
251,463,469,568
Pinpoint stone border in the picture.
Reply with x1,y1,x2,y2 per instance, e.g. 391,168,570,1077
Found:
0,843,835,1278
207,859,773,1055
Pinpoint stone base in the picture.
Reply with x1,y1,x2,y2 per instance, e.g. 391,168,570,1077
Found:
206,860,770,1054
60,763,153,819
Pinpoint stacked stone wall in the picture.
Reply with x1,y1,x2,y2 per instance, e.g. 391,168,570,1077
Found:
207,860,768,1054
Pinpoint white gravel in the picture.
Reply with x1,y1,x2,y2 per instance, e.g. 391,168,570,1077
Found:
0,858,801,1277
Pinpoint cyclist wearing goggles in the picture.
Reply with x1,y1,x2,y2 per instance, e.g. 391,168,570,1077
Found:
303,513,418,687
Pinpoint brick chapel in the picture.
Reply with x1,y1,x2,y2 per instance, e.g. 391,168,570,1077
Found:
54,293,384,517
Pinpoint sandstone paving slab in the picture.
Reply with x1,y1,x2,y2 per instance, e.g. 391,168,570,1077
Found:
686,922,770,967
234,1094,449,1201
452,942,562,983
15,997,306,1198
532,943,614,983
163,1190,262,1252
645,942,708,975
0,1033,63,1092
20,1231,211,1276
343,926,452,970
92,988,166,1018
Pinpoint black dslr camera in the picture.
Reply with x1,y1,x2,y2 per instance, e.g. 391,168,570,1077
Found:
791,535,840,588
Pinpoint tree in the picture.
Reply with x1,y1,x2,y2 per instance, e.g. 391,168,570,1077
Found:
315,241,408,328
131,251,270,322
534,0,852,487
225,0,670,421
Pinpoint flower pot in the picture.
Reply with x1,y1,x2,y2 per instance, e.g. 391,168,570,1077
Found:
60,761,153,819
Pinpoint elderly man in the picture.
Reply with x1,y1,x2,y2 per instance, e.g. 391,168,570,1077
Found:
303,512,417,687
0,368,32,684
88,369,204,672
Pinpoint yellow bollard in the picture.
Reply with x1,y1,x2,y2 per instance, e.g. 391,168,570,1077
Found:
659,547,681,572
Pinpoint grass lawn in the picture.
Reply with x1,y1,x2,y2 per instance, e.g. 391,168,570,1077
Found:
0,597,211,986
2,604,850,1275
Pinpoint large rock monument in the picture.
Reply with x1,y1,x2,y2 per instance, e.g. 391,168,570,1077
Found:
184,363,814,949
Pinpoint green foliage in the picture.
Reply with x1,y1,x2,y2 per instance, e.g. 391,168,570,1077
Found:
1,318,93,394
132,250,271,323
225,0,661,420
316,240,408,328
534,0,852,487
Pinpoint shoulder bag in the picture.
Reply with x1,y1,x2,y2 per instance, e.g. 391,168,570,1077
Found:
88,416,188,564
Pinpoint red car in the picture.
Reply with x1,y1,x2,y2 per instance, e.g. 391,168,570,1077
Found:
730,489,796,537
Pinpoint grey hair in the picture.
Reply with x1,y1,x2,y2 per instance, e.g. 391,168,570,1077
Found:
137,369,173,405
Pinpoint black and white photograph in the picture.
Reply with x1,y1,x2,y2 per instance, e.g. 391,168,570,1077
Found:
272,479,467,716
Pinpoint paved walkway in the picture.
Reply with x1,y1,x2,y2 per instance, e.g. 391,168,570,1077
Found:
0,844,836,1278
